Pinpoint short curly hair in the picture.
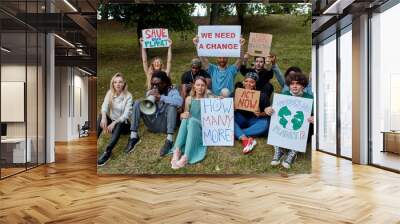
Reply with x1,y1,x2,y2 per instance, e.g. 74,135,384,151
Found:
285,72,308,88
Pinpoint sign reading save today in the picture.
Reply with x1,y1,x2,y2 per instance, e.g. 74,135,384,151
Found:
267,94,313,152
142,28,169,48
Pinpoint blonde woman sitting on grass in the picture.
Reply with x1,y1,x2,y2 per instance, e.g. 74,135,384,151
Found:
169,76,212,169
97,73,133,166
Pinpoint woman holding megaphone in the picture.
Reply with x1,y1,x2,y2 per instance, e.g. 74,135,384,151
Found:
97,73,133,166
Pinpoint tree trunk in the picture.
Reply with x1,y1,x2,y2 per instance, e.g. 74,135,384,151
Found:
236,4,246,31
99,2,109,21
209,4,220,25
137,16,145,54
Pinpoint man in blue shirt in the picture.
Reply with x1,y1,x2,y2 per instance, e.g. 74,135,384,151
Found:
193,37,245,96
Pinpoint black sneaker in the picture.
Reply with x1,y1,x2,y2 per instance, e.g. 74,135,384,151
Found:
97,151,111,166
159,139,173,157
125,137,141,154
270,146,284,166
282,150,297,169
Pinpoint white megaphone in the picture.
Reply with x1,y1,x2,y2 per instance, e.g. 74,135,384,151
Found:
139,95,156,115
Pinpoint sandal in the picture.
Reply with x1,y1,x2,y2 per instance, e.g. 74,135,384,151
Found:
175,155,188,168
171,148,181,169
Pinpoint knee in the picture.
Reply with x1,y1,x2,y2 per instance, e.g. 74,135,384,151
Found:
166,105,177,114
134,100,141,108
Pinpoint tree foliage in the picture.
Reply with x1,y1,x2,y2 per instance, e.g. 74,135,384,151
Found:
208,3,310,16
98,4,196,38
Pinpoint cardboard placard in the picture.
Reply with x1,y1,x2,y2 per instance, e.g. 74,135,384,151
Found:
267,94,313,152
234,88,260,112
247,32,272,57
197,25,241,57
201,98,234,146
142,28,169,48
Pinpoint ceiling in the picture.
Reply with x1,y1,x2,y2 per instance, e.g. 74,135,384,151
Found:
0,0,99,74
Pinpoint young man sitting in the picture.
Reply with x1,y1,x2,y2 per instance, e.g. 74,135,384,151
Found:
125,71,183,156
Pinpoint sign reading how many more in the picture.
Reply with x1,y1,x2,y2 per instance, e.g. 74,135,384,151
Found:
197,25,241,57
267,94,313,152
142,28,169,48
247,32,273,57
201,98,234,146
234,88,260,113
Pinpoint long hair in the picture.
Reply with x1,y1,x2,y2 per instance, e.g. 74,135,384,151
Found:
108,72,128,107
190,76,208,98
148,56,164,74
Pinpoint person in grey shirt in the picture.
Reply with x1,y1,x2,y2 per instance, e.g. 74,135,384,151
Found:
98,73,133,166
126,70,183,156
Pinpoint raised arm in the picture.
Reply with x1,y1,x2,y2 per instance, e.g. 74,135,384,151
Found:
165,38,172,76
240,53,250,76
140,38,149,75
193,36,209,71
234,37,246,69
199,57,209,71
140,38,153,89
268,55,284,88
272,63,285,88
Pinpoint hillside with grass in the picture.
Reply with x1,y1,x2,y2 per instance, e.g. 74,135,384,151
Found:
97,14,312,175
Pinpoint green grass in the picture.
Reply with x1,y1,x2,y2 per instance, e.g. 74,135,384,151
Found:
97,15,312,175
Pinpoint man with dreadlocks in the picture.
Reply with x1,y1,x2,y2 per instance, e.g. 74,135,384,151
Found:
125,71,183,156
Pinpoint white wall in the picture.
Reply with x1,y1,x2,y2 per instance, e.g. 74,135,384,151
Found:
54,66,89,141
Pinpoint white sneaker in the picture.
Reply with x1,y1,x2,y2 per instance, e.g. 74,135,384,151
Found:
243,138,257,154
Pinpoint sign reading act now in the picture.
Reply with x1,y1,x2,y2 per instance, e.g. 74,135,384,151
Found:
234,88,260,113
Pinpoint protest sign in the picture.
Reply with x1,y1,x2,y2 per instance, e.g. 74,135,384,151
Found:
267,94,313,152
234,88,260,112
142,28,169,48
247,32,272,57
201,98,234,146
197,25,241,57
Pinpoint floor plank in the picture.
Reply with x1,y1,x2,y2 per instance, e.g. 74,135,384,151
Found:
0,136,399,223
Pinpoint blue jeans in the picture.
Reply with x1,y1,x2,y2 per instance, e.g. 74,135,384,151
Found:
234,112,269,139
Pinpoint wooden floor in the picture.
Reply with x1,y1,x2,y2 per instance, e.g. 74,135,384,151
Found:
372,150,400,171
0,136,400,223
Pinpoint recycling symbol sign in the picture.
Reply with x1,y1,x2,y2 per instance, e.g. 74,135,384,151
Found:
278,106,304,131
267,93,313,153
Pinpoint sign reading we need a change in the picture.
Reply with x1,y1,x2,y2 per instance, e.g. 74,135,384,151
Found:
201,98,234,146
142,28,169,48
267,94,313,152
197,25,241,57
